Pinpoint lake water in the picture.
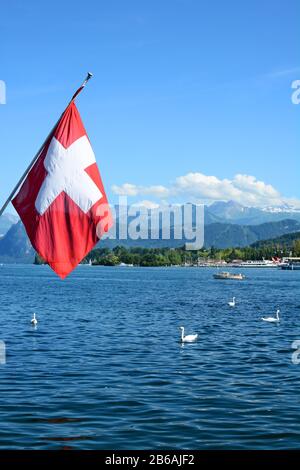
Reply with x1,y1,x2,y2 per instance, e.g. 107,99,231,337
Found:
0,264,299,449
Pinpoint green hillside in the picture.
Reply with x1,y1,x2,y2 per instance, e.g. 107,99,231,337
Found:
251,231,300,250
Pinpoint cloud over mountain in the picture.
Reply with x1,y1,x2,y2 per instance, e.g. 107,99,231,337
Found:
112,172,300,209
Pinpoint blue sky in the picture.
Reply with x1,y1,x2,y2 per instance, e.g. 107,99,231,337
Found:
0,0,299,211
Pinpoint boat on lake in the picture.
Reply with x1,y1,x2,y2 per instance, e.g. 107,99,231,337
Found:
279,257,300,270
213,271,245,280
281,261,300,270
229,259,277,268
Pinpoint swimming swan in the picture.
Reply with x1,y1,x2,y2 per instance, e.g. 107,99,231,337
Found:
228,297,236,307
31,313,38,326
179,326,198,343
261,309,280,323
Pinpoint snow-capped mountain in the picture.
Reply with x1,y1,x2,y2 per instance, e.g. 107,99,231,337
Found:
261,204,300,214
207,201,300,225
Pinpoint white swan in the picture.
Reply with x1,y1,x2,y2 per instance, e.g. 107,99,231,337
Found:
31,313,38,326
261,309,280,323
228,297,236,307
179,326,198,343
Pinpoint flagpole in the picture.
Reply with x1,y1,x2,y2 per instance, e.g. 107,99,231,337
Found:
0,72,93,217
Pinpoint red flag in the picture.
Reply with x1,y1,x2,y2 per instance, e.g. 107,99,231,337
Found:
12,101,113,278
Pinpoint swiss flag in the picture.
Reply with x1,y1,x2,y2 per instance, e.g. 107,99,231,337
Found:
12,100,113,279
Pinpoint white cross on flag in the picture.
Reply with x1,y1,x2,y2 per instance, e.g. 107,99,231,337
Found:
12,100,113,278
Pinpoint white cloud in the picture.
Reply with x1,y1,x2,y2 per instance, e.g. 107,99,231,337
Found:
174,173,242,200
132,200,160,209
112,172,300,209
144,185,170,197
233,174,279,196
112,183,169,198
111,183,139,196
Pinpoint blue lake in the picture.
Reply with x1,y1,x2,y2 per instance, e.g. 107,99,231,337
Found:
0,264,299,449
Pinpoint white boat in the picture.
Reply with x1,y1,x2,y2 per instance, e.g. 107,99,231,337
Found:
279,257,300,270
230,259,277,268
281,262,300,271
213,272,245,280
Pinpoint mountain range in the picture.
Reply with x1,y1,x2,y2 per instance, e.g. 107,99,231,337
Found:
98,218,300,250
2,200,300,238
206,201,300,225
1,206,300,262
0,213,19,237
251,231,300,250
0,219,34,262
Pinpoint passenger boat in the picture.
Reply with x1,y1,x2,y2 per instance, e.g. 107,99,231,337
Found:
213,271,245,280
281,262,300,270
230,259,277,268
